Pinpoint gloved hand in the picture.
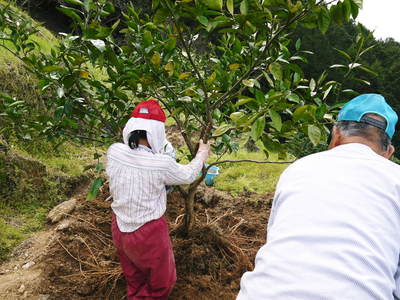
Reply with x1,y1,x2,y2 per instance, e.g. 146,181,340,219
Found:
196,139,211,162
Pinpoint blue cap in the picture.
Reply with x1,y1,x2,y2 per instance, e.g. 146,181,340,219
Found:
338,94,398,138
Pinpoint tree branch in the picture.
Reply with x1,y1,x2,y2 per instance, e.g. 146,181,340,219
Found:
211,6,314,111
162,0,213,141
150,70,207,128
152,89,196,156
206,159,294,170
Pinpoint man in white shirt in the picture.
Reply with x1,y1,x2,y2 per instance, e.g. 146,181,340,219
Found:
107,99,210,300
237,94,400,300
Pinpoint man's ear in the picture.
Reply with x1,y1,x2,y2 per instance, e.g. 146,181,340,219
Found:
328,126,341,150
383,145,395,159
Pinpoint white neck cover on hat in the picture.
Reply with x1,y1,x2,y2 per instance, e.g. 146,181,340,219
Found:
122,117,166,154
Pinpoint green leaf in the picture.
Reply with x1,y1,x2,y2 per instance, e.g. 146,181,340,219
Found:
334,48,352,61
86,178,104,201
202,0,223,11
269,62,282,81
309,78,316,92
330,3,344,25
57,6,83,23
240,0,248,15
349,0,360,18
171,107,184,117
351,0,363,8
308,125,321,146
152,0,160,10
360,45,376,57
227,0,234,15
255,90,265,105
293,105,317,122
235,97,255,107
213,124,232,137
262,136,281,154
242,79,255,87
207,71,217,85
7,100,25,107
317,6,330,34
342,0,352,21
295,39,301,51
358,65,378,76
269,109,282,132
323,85,334,100
84,0,91,12
104,2,115,13
251,116,265,141
230,112,248,126
329,64,347,69
165,38,177,52
197,16,209,26
64,0,84,6
154,8,169,24
89,39,106,52
143,31,153,47
151,52,161,67
287,93,300,103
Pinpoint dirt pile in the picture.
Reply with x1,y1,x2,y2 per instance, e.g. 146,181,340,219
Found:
3,186,272,299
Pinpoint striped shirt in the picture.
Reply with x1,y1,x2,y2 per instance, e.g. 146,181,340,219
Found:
106,143,205,232
238,143,400,300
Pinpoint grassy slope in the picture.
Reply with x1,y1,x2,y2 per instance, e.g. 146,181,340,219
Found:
213,149,288,195
0,2,101,260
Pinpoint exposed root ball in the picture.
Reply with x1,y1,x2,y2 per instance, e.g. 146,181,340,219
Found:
38,189,272,300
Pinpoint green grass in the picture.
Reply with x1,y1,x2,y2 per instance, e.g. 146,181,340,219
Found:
0,139,101,261
0,218,25,259
13,138,104,177
212,149,289,195
0,203,48,259
0,1,58,61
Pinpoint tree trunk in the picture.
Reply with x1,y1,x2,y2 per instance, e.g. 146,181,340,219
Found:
183,185,196,235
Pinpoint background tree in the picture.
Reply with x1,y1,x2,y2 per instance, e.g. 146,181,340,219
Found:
289,21,400,154
0,0,367,234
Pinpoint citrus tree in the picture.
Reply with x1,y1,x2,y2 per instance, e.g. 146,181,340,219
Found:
0,0,366,233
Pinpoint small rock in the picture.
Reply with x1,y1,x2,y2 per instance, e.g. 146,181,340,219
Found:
22,261,35,270
22,291,28,298
18,284,25,294
47,198,77,223
56,218,73,231
38,294,50,300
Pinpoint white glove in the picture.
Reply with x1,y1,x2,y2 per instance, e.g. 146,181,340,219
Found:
196,139,211,162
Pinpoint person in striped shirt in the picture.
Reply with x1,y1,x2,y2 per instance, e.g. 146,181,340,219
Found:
237,94,400,300
107,99,210,300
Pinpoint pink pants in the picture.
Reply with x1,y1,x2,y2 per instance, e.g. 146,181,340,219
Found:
112,215,176,300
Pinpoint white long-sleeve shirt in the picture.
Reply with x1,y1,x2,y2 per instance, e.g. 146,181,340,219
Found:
106,143,205,232
238,143,400,300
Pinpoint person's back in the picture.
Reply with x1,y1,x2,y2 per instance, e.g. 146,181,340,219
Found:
237,94,400,300
238,143,400,299
107,142,202,232
106,99,210,300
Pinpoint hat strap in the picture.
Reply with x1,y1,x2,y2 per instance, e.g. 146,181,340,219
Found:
360,115,386,131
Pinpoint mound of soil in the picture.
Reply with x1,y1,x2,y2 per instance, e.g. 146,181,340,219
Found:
25,187,273,299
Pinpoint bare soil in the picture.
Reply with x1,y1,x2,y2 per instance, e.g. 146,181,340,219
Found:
0,186,272,300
